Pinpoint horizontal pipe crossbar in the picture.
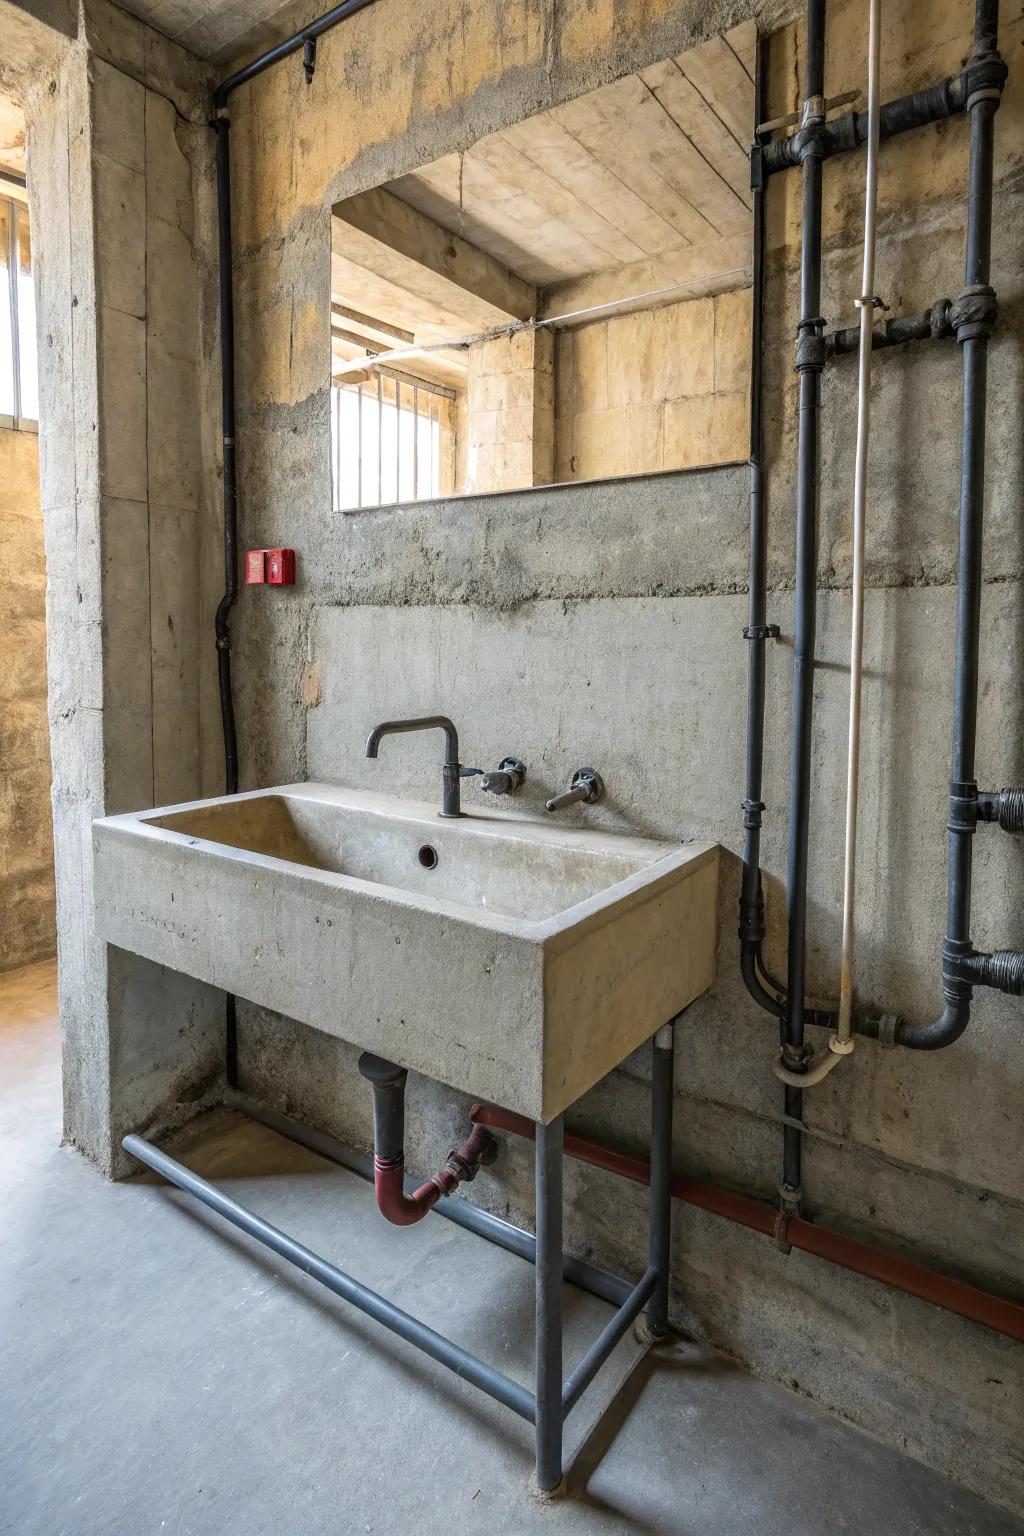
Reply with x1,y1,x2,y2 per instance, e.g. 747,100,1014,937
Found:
122,1133,536,1421
562,1268,658,1417
470,1107,1024,1343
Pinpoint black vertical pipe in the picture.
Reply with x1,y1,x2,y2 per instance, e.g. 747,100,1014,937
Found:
214,116,240,1089
210,0,379,1093
740,31,786,1022
214,117,239,801
782,0,827,1200
895,0,1008,1048
646,1026,675,1337
534,1116,564,1494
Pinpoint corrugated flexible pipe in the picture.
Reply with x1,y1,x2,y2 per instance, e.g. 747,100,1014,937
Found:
775,0,882,1090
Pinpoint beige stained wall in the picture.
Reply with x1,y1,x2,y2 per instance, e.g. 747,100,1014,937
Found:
0,425,54,970
554,287,751,482
465,328,554,493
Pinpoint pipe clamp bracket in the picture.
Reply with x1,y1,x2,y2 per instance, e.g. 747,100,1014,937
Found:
743,623,780,641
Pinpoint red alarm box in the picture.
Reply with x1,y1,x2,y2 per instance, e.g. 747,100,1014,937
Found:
245,548,296,586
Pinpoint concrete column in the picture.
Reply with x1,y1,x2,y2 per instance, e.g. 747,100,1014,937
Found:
22,5,223,1175
466,328,554,492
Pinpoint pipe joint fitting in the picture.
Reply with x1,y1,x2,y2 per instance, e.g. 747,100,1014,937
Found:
941,939,976,1001
977,787,1024,834
780,1040,814,1073
950,283,998,342
741,797,766,831
929,299,954,337
962,51,1008,109
794,318,827,374
947,779,979,833
739,900,766,945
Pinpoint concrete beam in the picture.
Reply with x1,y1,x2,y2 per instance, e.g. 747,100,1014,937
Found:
331,187,536,335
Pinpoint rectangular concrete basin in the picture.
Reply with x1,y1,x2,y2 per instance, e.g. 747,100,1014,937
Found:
93,784,719,1122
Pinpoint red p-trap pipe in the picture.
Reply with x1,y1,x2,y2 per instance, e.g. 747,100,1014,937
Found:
469,1104,1024,1344
374,1123,495,1227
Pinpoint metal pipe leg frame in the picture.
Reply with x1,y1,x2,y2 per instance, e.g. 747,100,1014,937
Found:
647,1023,676,1337
534,1115,564,1495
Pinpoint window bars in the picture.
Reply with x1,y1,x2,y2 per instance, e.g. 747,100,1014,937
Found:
331,366,451,511
0,196,38,432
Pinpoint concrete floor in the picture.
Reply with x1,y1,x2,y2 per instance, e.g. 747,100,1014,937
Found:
3,961,1023,1536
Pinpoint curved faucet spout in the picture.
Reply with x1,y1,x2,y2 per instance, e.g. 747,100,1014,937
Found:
364,715,464,816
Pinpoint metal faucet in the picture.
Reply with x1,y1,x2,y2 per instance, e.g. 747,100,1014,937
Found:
365,716,472,818
545,767,604,813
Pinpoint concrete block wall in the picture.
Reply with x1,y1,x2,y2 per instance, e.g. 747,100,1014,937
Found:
554,286,751,480
218,0,1024,1513
0,425,55,970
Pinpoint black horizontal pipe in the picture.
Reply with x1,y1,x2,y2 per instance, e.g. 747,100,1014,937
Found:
827,301,954,356
123,1133,537,1421
765,72,963,175
214,0,377,106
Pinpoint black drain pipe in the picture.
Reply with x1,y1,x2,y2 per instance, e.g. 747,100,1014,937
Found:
780,0,828,1207
211,0,378,1085
895,0,1021,1047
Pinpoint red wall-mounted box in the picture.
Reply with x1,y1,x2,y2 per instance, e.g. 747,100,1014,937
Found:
245,548,296,586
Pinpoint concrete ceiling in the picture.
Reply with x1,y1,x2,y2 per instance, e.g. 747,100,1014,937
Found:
112,0,305,63
329,22,755,375
388,22,755,290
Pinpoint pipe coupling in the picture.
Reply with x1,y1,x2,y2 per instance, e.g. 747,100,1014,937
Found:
947,779,979,833
929,299,954,338
962,50,1008,110
794,318,827,375
950,284,998,342
978,788,1024,835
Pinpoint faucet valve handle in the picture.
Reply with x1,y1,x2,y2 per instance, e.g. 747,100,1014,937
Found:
546,767,604,813
479,758,527,796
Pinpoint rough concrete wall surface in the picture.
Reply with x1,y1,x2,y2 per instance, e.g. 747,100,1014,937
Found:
218,0,1024,1512
20,0,224,1174
0,425,56,969
554,288,751,480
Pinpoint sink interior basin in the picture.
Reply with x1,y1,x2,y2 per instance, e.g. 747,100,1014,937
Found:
151,791,673,923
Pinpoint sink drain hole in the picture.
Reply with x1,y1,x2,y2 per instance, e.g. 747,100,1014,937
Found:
417,844,439,870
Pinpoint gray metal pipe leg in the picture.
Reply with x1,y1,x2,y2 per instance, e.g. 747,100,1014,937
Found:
534,1115,564,1494
646,1022,675,1338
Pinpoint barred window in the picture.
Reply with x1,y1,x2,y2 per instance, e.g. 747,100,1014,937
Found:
0,195,38,432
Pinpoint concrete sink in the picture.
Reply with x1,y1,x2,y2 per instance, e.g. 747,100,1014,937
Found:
93,785,718,1121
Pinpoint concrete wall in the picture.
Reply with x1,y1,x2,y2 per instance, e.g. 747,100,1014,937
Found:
554,287,751,480
0,424,55,970
17,0,224,1175
7,0,1022,1515
218,0,1024,1513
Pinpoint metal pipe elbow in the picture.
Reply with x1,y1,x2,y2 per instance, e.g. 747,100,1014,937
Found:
372,1158,442,1226
894,996,971,1050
